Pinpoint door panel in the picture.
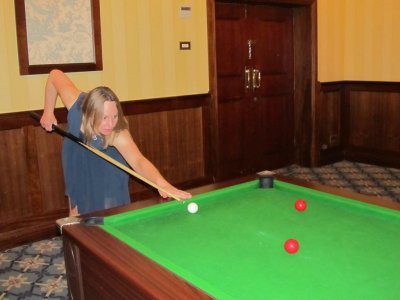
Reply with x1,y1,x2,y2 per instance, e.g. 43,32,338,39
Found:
246,5,294,171
216,2,294,179
216,3,247,176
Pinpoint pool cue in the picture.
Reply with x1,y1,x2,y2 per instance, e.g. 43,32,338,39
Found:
30,111,183,202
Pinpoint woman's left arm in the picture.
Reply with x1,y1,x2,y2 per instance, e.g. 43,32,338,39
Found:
113,129,192,200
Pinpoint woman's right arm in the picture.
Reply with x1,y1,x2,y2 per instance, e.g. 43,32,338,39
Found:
41,69,81,131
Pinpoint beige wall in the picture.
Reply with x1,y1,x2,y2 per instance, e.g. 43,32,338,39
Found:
0,0,209,113
2,0,400,113
318,0,400,82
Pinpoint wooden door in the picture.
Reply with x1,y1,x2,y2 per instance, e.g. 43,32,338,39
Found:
215,2,295,179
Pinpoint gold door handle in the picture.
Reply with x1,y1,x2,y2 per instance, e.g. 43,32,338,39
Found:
252,68,261,89
245,66,251,89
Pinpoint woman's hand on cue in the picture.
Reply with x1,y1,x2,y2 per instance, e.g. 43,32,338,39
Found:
40,112,58,132
158,184,192,201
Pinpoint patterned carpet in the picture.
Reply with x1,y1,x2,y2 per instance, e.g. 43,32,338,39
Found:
1,160,399,299
0,238,67,300
275,160,400,202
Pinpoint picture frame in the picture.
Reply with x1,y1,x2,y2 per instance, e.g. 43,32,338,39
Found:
14,0,102,75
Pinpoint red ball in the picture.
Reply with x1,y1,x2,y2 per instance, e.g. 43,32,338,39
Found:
295,199,307,211
284,239,299,254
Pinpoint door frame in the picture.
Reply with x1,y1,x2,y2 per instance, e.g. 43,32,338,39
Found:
206,0,318,178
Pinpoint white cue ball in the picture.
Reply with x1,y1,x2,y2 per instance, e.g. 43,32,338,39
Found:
187,202,198,214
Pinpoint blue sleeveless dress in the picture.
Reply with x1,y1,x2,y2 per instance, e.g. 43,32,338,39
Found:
62,93,130,214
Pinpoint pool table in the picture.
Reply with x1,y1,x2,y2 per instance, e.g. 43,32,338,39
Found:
62,175,400,299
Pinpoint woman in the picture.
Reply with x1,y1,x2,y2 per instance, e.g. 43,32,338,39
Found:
40,69,191,216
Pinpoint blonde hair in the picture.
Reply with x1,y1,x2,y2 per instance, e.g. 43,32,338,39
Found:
81,87,128,148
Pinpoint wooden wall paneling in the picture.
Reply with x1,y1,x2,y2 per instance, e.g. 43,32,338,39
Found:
345,86,400,167
0,127,31,220
127,107,207,198
25,126,43,215
164,108,205,180
347,91,379,147
318,81,400,168
382,93,400,152
0,126,65,250
123,94,213,190
201,94,214,182
318,82,344,165
123,94,211,199
0,94,211,250
347,91,400,151
34,125,67,211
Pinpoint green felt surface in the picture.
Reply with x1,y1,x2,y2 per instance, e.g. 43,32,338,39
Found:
102,180,400,299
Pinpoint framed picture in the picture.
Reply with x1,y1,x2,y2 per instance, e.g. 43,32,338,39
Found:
14,0,102,75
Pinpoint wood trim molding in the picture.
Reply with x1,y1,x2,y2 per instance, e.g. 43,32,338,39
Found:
318,81,400,167
0,94,210,130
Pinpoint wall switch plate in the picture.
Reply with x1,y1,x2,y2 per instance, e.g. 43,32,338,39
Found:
180,5,192,18
180,41,191,50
